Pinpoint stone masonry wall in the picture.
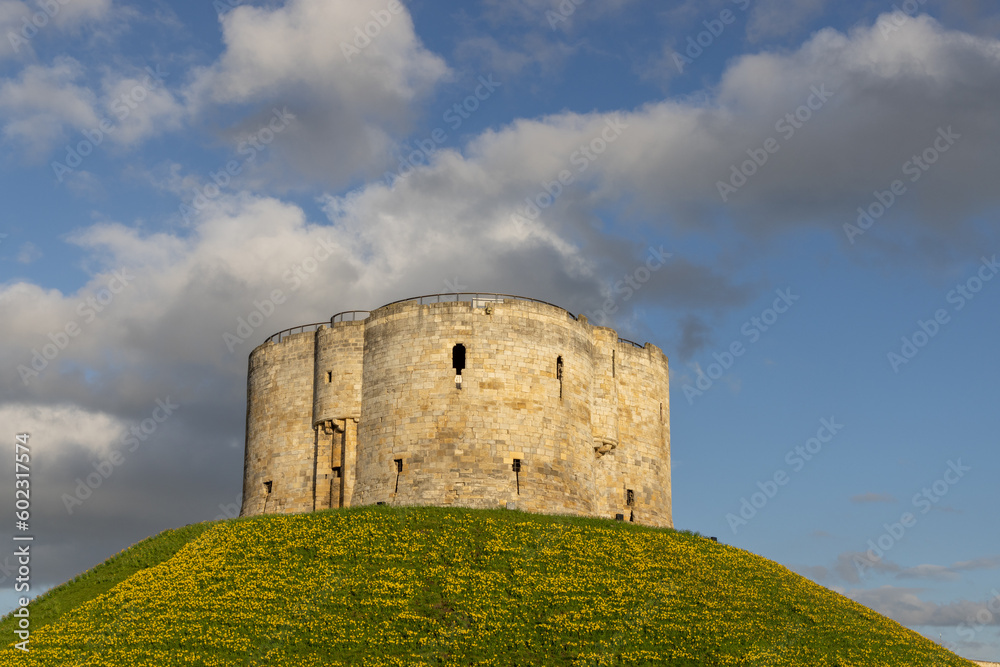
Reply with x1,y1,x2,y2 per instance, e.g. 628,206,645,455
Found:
313,322,364,425
241,297,672,527
610,341,671,526
312,322,364,510
241,331,317,516
353,300,598,517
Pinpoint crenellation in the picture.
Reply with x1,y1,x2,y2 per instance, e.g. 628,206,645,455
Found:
240,295,671,527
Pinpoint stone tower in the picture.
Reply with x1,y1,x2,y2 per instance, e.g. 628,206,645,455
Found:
241,294,672,527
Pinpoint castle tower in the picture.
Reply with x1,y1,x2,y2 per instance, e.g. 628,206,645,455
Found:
241,294,672,527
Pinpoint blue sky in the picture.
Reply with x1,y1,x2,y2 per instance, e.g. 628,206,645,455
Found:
1,0,999,660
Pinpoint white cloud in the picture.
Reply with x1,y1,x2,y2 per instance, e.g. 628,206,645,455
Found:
193,1,446,104
0,170,741,417
98,68,184,147
48,0,111,28
0,1,30,60
0,403,125,456
896,564,960,581
822,551,1000,586
834,550,902,585
3,0,447,175
849,586,1000,627
481,0,637,30
851,492,897,503
407,13,1000,265
0,57,99,158
593,14,1000,257
16,241,41,264
898,555,1000,581
0,0,112,61
454,34,576,77
953,555,1000,572
0,58,182,160
0,195,356,409
185,0,450,187
747,0,828,42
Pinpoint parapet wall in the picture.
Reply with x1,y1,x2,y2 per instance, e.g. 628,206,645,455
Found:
241,296,671,527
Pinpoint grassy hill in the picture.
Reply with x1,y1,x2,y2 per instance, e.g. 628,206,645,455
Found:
0,506,975,666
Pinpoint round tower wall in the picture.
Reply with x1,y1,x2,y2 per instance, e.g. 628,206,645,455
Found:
241,331,318,516
353,299,599,517
590,328,621,450
313,321,365,425
607,342,671,526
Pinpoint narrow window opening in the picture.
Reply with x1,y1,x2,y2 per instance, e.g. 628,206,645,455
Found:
332,466,341,478
626,489,635,506
327,371,333,383
394,458,403,493
659,402,663,420
612,350,615,378
556,356,563,399
512,459,521,495
453,343,466,389
629,510,634,523
452,344,466,375
263,480,272,494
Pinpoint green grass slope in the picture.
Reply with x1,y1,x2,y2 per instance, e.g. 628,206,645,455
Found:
0,521,215,640
0,507,975,666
